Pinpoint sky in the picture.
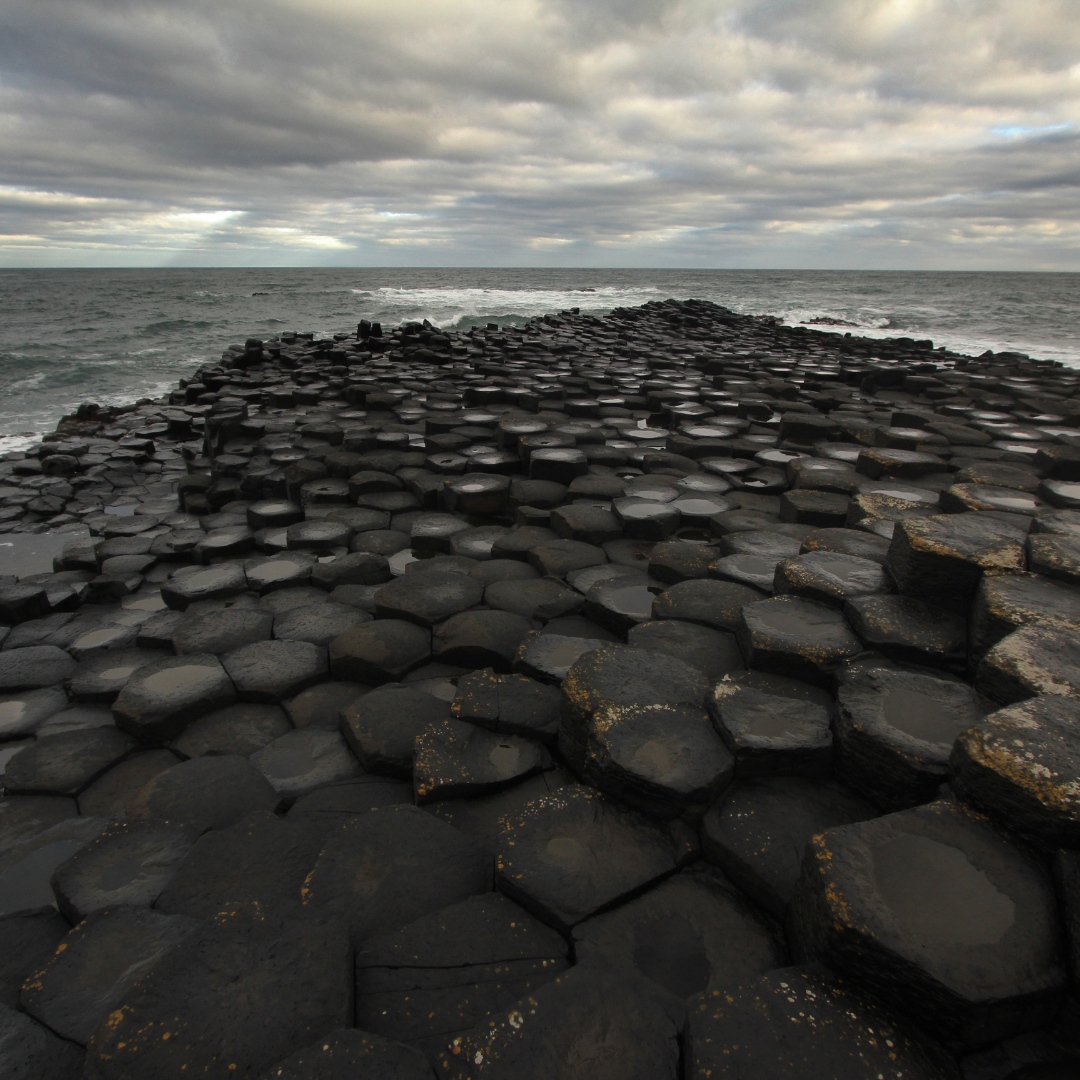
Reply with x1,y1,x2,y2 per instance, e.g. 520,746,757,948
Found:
1,0,1078,269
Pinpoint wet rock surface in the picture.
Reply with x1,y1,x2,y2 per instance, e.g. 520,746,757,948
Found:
1,298,1078,1076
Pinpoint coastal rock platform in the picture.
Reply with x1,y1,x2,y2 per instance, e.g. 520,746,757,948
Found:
1,299,1079,1077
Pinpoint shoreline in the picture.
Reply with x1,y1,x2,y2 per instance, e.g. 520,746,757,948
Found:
0,297,1078,1077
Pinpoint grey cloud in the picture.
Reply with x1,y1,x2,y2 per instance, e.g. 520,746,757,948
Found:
0,0,1077,267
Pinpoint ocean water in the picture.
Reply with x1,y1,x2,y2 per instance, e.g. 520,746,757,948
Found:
1,267,1077,452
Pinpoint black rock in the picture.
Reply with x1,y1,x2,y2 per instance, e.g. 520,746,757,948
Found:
126,754,279,831
484,578,582,621
774,551,890,608
374,571,484,627
171,701,291,757
303,804,491,944
976,621,1080,704
684,965,957,1080
0,1002,84,1080
432,610,532,671
887,514,1027,610
172,607,274,654
844,593,967,668
494,784,696,931
451,669,561,743
50,820,197,922
559,643,708,772
433,964,679,1080
251,728,363,801
835,659,985,809
414,717,552,803
951,695,1080,848
223,639,328,702
0,906,68,1008
708,683,833,778
286,775,413,830
702,776,875,918
737,595,862,686
161,562,248,610
112,653,237,740
572,865,781,1013
78,748,181,818
0,644,78,692
788,799,1067,1047
4,726,136,796
328,619,432,685
355,894,569,1058
21,904,197,1045
83,910,352,1079
257,1028,433,1080
970,572,1080,659
0,795,78,865
651,577,761,632
0,816,107,918
626,619,744,682
155,810,321,920
341,683,450,777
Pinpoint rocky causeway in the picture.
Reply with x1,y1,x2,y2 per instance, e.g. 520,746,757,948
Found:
0,297,1079,1078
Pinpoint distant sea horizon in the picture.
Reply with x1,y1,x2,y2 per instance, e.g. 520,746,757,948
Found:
1,266,1077,452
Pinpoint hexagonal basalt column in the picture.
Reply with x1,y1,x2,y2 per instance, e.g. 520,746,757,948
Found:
886,513,1027,610
951,694,1080,848
788,799,1067,1048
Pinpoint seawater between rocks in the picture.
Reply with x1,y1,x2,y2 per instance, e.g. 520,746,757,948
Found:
2,267,1079,452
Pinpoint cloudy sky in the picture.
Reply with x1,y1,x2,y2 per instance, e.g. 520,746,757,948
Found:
1,0,1078,268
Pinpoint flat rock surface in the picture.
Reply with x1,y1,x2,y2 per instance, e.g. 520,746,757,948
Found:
4,297,1079,1077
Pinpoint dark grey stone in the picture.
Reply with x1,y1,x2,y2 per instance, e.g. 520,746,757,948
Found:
788,799,1067,1047
303,805,491,945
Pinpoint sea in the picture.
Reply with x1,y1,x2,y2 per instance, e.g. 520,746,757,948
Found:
0,268,1077,452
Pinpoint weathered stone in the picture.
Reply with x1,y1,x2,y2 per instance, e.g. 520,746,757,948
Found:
494,785,696,931
303,805,491,945
161,562,248,610
251,728,363,801
355,894,569,1058
626,619,744,682
112,653,236,740
341,683,450,777
83,910,352,1080
451,670,561,743
433,964,679,1080
223,639,328,702
328,619,431,684
887,514,1027,609
976,621,1080,704
171,701,291,757
4,727,136,796
559,644,708,771
685,966,956,1080
844,593,967,668
414,717,552,803
126,754,279,831
701,776,875,917
737,596,862,686
651,577,760,632
50,820,197,922
257,1028,433,1080
572,866,781,1014
172,607,274,654
951,695,1080,848
774,551,890,608
155,810,321,920
374,571,484,627
0,1002,84,1080
0,907,68,1008
708,684,833,778
432,610,532,671
835,659,985,809
0,645,77,692
21,905,197,1045
788,799,1067,1047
